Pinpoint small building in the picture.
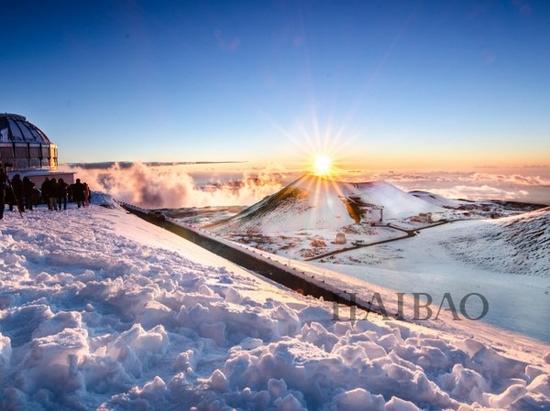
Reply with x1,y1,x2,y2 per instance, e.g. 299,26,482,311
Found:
364,204,384,223
0,113,74,184
334,232,347,244
410,212,442,224
410,213,430,223
342,195,384,224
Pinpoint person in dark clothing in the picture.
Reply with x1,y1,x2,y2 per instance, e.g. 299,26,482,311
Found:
41,178,51,210
57,178,68,211
0,167,7,219
32,187,41,205
23,177,35,211
11,174,25,213
83,182,90,207
5,181,15,212
67,183,75,203
73,178,85,208
48,178,58,211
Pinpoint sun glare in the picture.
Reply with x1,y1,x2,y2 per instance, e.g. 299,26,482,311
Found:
313,154,333,176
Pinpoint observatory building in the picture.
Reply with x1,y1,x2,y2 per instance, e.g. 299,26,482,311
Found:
0,113,73,184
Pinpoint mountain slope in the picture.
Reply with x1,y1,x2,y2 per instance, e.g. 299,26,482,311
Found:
447,207,550,276
349,181,442,218
212,174,442,234
410,190,465,208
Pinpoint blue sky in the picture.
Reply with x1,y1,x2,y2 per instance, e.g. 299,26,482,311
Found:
1,0,549,167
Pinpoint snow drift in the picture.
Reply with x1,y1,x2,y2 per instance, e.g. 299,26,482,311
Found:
0,206,549,410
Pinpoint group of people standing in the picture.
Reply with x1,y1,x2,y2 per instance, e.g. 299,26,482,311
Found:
0,167,90,219
40,177,90,211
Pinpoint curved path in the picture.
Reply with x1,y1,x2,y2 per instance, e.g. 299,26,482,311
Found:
305,220,452,261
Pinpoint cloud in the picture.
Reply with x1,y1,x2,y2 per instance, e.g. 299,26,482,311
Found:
62,163,283,208
371,169,550,202
373,171,550,186
469,173,550,186
429,185,529,201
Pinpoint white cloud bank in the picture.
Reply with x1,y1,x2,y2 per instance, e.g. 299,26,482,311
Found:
63,163,285,209
372,169,550,204
61,163,550,208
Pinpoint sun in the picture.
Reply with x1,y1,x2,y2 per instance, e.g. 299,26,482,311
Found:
313,154,333,176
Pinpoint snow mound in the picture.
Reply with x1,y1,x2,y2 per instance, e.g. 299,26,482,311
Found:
213,175,441,234
90,191,119,208
445,207,550,277
348,181,441,218
0,206,548,409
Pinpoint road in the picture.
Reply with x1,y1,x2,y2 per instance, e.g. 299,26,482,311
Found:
305,220,451,261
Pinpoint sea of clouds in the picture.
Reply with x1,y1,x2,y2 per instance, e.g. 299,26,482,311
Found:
62,162,288,209
372,169,550,204
62,162,550,208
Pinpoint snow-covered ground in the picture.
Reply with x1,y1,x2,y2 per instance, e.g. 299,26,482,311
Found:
205,175,543,262
198,178,549,343
1,205,550,410
311,209,550,342
445,207,550,277
216,225,400,260
210,175,447,236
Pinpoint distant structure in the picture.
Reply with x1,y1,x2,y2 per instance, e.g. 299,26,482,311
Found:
409,212,442,224
0,113,57,169
0,113,74,184
334,232,347,244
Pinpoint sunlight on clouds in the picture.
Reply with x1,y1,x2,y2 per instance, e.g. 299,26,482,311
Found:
62,163,285,208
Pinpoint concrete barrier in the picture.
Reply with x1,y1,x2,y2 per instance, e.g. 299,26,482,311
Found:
120,202,397,317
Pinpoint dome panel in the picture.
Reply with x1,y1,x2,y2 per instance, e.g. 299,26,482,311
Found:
0,113,52,144
28,125,48,143
18,121,35,141
8,119,23,140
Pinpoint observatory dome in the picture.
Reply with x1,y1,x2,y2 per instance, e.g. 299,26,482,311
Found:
0,113,58,170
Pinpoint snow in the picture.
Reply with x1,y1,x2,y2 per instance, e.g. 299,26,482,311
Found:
308,217,550,342
346,181,441,219
445,207,550,277
215,175,443,235
409,190,465,208
208,175,544,263
1,205,550,409
224,175,355,233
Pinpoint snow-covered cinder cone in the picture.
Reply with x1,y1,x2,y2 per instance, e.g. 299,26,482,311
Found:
211,174,443,235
